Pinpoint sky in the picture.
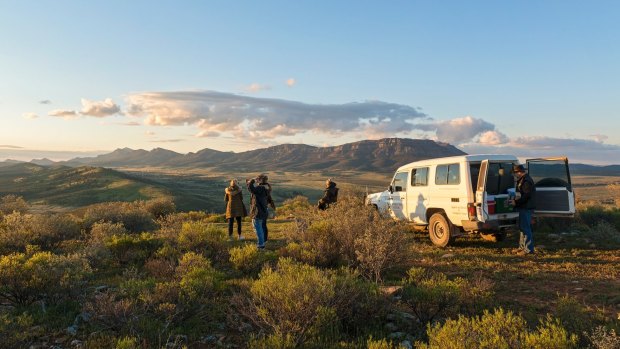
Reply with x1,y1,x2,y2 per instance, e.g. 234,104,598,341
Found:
1,0,619,164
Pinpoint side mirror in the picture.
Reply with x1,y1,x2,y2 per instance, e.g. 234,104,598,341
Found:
388,185,394,194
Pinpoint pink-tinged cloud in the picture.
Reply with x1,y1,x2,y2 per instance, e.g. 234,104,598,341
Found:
244,83,271,93
80,98,121,117
22,112,39,119
286,78,296,87
126,90,428,140
48,109,78,118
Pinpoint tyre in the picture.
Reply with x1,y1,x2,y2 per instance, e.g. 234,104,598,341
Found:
428,213,454,247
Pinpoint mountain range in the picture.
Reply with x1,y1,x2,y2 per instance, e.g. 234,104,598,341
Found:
1,138,619,175
50,138,467,173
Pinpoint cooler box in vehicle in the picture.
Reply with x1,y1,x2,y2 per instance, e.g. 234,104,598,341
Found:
494,197,514,213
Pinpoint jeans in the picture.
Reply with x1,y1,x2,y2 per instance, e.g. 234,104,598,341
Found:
227,217,242,236
262,218,269,241
517,208,534,253
252,218,265,248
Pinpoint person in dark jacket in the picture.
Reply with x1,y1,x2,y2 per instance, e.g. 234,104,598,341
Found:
510,164,536,255
258,176,276,242
224,179,247,241
247,174,269,249
318,178,339,210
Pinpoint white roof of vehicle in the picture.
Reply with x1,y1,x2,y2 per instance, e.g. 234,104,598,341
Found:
396,154,519,172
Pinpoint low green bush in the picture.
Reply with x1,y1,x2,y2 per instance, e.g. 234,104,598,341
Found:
0,251,91,305
417,308,578,349
0,212,81,253
276,195,313,217
105,233,163,265
0,194,28,215
84,201,156,233
238,258,384,347
141,198,176,219
587,326,620,349
177,221,227,261
400,267,494,325
286,195,408,281
229,244,277,275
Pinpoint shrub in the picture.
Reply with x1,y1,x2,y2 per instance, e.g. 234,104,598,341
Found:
142,198,176,219
229,244,277,275
400,267,494,324
587,326,620,349
416,308,577,349
0,212,81,252
105,233,163,265
177,221,227,261
0,195,28,215
367,337,407,349
176,252,222,302
276,195,313,217
237,258,384,347
205,213,226,223
577,204,620,232
83,201,156,233
0,251,91,305
554,294,593,346
287,195,408,281
116,336,139,349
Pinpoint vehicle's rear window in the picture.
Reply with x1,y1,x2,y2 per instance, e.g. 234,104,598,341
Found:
486,162,515,195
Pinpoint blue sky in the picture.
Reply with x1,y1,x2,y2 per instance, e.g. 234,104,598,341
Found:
1,0,619,164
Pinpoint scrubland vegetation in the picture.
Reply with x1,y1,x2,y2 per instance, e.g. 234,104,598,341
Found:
1,194,619,348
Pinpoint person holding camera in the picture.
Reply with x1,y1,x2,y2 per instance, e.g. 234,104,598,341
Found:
246,174,269,249
259,177,276,242
509,164,536,255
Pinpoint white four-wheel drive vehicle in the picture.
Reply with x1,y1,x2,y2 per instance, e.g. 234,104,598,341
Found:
366,155,575,246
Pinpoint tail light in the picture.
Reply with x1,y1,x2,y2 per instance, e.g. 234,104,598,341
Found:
487,199,496,215
467,203,476,220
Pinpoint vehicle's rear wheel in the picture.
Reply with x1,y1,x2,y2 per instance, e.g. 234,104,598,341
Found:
429,213,454,247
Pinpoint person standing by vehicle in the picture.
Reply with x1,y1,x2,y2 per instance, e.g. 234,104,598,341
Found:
247,174,269,249
318,178,339,210
224,179,247,241
510,164,536,255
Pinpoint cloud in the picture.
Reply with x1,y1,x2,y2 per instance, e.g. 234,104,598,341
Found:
80,98,121,117
22,112,39,119
120,121,142,126
39,100,52,104
244,83,271,93
418,116,496,144
0,145,23,149
126,90,428,140
477,130,510,145
286,78,296,87
49,109,78,118
148,139,183,143
145,131,155,136
461,136,620,165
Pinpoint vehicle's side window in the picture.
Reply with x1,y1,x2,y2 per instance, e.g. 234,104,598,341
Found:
392,172,408,192
411,167,429,186
435,163,460,185
448,164,460,185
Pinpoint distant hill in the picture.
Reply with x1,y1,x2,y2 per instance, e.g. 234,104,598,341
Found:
0,163,220,211
61,138,466,173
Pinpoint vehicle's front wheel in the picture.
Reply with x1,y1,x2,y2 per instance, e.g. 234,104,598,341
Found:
429,213,454,247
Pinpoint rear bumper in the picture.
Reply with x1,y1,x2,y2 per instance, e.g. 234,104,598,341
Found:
461,219,517,233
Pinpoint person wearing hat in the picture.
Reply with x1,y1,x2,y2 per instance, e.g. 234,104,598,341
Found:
317,178,339,210
247,174,270,249
509,164,536,255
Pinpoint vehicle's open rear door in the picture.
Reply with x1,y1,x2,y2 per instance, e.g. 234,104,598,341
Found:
475,160,489,222
526,157,575,217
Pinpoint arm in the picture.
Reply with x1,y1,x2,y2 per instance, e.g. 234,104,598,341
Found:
515,180,533,206
246,179,257,194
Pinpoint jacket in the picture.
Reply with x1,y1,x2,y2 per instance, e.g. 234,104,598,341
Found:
224,185,247,219
515,174,536,210
247,179,269,220
318,181,339,209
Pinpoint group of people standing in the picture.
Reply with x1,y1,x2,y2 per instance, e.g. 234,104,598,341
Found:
224,175,339,249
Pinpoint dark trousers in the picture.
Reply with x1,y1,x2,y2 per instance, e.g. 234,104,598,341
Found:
227,217,242,236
